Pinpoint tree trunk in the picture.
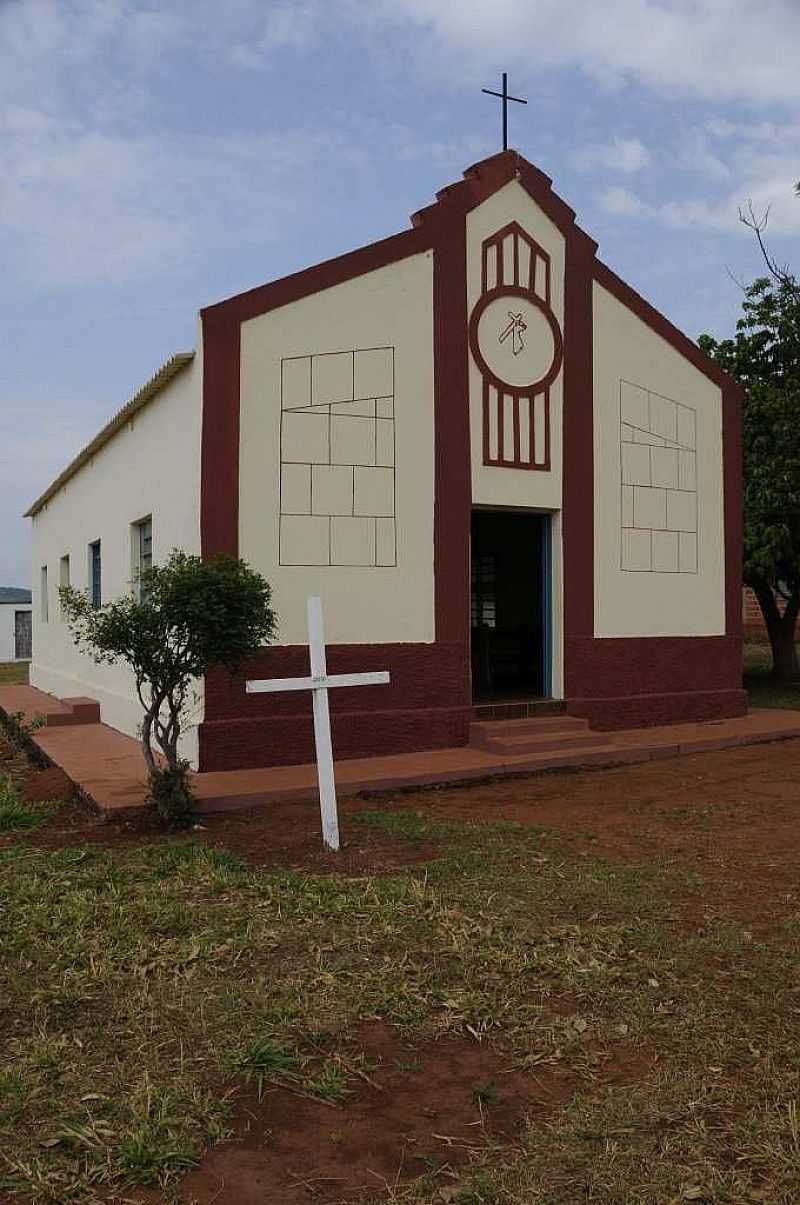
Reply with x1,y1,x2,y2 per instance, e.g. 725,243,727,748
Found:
751,578,800,680
140,707,158,775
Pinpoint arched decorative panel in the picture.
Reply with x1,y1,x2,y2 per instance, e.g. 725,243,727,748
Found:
468,221,563,471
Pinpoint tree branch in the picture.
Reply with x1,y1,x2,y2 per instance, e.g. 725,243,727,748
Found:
739,200,800,297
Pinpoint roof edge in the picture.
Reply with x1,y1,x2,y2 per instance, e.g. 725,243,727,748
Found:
593,260,741,395
25,352,195,519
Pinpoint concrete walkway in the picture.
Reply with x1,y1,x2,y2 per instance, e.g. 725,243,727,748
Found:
3,683,800,818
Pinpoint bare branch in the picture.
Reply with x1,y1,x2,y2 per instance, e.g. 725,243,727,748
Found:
739,199,800,296
725,263,748,293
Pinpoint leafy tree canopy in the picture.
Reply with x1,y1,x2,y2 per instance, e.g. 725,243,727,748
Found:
699,276,800,590
700,264,800,677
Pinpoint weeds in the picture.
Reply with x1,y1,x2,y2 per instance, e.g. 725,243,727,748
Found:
0,776,59,830
2,809,800,1201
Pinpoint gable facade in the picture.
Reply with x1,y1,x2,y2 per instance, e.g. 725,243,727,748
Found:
197,151,745,772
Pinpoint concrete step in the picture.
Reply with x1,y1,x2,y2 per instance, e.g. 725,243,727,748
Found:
470,716,592,754
45,696,101,727
481,730,607,756
472,714,589,739
472,698,566,722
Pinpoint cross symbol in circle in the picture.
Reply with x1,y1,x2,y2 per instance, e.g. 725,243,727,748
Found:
498,311,527,356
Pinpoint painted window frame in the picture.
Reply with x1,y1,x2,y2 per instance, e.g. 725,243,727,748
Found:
131,515,153,602
88,540,102,609
40,565,48,624
59,554,70,618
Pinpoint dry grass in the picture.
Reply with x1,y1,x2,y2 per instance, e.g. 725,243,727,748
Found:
2,790,800,1203
1,651,800,1201
0,661,29,685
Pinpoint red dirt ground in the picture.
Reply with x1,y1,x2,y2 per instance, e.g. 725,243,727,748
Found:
5,732,800,1203
129,1024,650,1205
4,735,800,915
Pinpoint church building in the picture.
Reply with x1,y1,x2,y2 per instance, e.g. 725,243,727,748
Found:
27,151,745,772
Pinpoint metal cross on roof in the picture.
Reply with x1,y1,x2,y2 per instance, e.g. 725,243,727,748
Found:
482,72,527,152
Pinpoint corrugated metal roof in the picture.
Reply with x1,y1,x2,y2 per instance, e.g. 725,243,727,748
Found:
24,352,195,518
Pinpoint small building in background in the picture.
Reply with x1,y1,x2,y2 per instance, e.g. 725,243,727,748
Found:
0,588,32,663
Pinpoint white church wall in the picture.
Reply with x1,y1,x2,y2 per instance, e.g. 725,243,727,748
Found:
239,251,436,646
0,605,32,662
593,282,726,638
30,348,204,765
466,180,566,697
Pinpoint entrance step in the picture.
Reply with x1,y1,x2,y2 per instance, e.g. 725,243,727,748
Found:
0,685,101,729
472,698,566,722
470,715,599,756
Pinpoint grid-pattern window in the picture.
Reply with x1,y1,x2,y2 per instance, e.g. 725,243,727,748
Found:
40,565,48,623
471,554,496,628
89,541,101,609
132,517,153,601
59,555,70,616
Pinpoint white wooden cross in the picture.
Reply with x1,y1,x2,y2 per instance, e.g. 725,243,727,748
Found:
245,596,390,851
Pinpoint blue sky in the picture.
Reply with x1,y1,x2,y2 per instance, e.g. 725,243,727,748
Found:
2,0,799,586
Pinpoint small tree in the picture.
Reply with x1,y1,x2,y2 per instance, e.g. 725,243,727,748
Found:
61,551,277,825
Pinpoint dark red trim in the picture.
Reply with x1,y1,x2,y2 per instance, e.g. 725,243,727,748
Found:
431,204,472,648
200,313,241,558
593,259,736,394
568,688,747,731
201,227,430,326
562,229,597,651
468,285,563,397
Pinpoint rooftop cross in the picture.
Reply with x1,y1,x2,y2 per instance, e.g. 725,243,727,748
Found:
481,72,527,152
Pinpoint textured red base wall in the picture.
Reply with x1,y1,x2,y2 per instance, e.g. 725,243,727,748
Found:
199,641,471,772
564,634,747,730
199,633,747,770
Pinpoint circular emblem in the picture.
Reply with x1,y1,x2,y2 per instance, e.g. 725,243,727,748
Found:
469,285,563,395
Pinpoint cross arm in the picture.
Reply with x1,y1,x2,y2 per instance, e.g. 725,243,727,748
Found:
246,671,390,694
481,89,527,104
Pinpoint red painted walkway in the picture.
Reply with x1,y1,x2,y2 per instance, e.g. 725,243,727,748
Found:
3,683,800,818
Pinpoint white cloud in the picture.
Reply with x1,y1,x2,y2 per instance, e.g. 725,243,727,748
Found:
228,2,321,67
597,118,800,235
0,107,368,288
600,186,649,217
356,0,800,106
573,137,651,174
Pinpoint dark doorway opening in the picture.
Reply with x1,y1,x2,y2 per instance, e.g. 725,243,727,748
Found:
470,509,550,701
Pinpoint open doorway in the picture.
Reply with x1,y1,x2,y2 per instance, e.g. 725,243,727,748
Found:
470,509,551,701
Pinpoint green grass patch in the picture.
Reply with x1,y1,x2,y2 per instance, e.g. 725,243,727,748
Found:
0,661,28,685
0,776,61,831
2,804,800,1201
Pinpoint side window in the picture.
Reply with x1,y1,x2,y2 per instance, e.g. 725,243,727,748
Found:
89,541,102,609
59,554,70,616
132,516,153,601
40,565,49,623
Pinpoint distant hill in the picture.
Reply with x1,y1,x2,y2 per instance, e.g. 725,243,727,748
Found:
0,587,32,605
